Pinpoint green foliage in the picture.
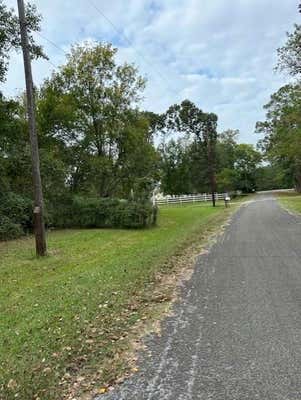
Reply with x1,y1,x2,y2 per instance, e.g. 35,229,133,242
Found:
0,95,34,240
233,144,261,192
158,100,218,199
0,216,23,241
0,192,32,227
0,0,46,82
216,168,239,192
159,138,197,194
0,42,160,240
276,24,301,77
256,83,301,191
256,15,301,192
255,165,293,191
0,192,33,239
216,129,239,170
159,127,262,195
37,42,157,199
51,196,154,229
0,94,33,196
164,100,218,146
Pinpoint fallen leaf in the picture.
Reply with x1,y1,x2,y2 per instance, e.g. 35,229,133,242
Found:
43,367,52,374
7,379,17,390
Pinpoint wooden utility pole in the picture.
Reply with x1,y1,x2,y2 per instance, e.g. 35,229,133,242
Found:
17,0,47,256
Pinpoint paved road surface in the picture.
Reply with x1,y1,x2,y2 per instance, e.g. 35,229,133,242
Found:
99,195,301,399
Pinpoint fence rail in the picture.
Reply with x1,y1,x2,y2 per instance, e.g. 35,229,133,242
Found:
154,193,226,206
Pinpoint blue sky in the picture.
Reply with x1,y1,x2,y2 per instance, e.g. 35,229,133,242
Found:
2,0,300,143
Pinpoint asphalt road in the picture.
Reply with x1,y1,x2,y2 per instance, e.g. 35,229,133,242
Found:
98,195,301,399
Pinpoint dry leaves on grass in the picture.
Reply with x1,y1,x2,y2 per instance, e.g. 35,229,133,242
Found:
63,210,237,400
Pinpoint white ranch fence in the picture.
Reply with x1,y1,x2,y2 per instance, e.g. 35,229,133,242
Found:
154,193,226,206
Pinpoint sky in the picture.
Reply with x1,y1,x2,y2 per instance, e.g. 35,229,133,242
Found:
2,0,300,144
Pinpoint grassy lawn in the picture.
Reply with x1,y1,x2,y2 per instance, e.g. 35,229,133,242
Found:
0,202,239,400
277,192,301,214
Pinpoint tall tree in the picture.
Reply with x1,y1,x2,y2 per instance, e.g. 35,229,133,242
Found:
216,129,239,170
164,100,218,206
233,144,261,192
0,94,30,192
159,138,195,195
38,42,159,198
256,83,301,192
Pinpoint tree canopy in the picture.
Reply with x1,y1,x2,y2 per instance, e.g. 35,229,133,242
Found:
276,24,301,78
256,83,301,191
256,7,301,193
162,100,218,205
37,42,159,199
0,0,45,82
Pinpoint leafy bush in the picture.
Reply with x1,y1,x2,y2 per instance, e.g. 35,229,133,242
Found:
0,192,33,230
0,216,23,241
115,200,153,228
0,192,33,240
51,196,155,229
0,193,155,241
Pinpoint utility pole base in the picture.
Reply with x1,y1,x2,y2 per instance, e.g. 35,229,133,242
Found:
34,208,47,256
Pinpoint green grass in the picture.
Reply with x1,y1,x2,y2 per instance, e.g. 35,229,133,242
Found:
0,203,238,399
277,192,301,214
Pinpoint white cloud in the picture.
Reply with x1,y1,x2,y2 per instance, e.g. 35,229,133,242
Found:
2,0,300,143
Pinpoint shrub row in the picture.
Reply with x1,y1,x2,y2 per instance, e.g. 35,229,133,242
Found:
51,196,156,229
0,193,157,240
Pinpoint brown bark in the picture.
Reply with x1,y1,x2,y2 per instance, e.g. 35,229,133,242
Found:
295,172,301,193
17,0,46,256
208,139,217,207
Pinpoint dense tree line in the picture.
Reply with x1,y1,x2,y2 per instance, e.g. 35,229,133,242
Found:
158,128,265,195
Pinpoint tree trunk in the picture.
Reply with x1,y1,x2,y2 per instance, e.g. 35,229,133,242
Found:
210,174,217,207
295,160,301,193
207,139,217,207
295,172,301,193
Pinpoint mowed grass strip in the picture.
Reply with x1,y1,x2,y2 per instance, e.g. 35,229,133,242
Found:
277,192,301,214
0,203,235,399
